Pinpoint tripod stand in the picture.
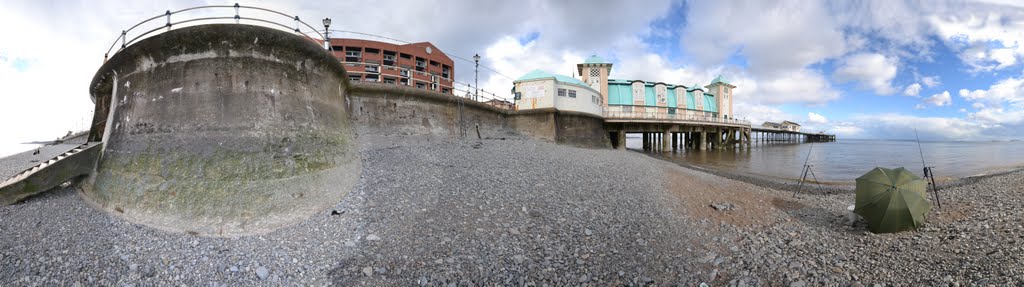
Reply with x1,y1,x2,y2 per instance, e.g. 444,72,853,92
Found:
793,142,823,197
793,164,823,197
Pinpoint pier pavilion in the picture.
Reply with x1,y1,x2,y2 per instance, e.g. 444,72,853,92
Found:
513,55,769,150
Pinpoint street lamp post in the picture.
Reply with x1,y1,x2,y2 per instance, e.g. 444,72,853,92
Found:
322,18,331,50
473,53,480,101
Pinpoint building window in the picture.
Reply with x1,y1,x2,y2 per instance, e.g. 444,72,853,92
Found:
400,78,409,86
415,59,426,72
429,60,439,67
442,66,450,79
365,65,379,73
416,82,426,89
365,77,379,82
345,50,361,59
383,54,396,66
622,106,632,112
442,87,451,94
400,69,410,77
400,53,412,59
383,77,396,84
568,90,576,98
364,48,379,54
668,108,676,114
348,74,361,82
557,88,566,97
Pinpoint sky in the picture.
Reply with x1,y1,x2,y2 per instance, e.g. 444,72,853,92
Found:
3,0,1024,156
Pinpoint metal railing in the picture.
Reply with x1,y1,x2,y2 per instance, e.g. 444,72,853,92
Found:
102,3,326,62
603,107,751,126
339,60,514,107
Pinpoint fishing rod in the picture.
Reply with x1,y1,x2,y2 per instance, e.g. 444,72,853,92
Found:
915,129,942,208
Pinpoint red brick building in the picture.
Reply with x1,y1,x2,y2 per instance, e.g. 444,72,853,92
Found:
326,38,455,94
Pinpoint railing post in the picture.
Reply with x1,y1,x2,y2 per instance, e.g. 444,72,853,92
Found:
120,30,126,48
165,10,171,29
234,3,240,24
293,16,300,32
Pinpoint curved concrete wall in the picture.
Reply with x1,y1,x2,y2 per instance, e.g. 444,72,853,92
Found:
85,24,359,236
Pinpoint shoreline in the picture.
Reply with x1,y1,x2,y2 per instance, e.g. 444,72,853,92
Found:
636,148,1024,195
2,137,1022,285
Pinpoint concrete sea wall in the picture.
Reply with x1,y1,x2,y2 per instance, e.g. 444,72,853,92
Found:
79,24,609,237
347,82,513,146
84,24,360,236
348,82,611,148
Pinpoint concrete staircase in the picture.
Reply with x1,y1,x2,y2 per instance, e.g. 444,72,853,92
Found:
0,142,102,205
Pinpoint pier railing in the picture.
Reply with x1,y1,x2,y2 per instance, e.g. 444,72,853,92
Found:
102,3,326,62
603,108,751,126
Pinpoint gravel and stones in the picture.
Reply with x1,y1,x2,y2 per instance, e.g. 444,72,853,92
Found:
1,136,1021,285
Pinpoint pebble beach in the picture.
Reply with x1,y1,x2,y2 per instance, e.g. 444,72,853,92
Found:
1,137,1021,286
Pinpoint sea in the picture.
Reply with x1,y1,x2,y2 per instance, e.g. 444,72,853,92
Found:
626,137,1024,184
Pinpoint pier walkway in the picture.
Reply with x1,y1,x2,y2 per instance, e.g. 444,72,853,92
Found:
750,127,836,143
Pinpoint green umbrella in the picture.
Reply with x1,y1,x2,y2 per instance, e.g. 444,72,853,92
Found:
854,167,932,233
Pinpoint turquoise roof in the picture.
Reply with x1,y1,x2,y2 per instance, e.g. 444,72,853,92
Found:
685,90,696,109
667,87,678,107
688,83,703,91
606,81,718,113
515,69,590,89
709,74,730,85
704,93,718,113
584,55,609,64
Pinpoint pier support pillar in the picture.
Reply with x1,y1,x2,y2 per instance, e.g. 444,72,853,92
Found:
671,132,677,151
699,131,707,150
642,133,649,150
662,130,670,152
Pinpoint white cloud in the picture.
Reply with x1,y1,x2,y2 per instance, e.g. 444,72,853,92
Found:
807,112,828,124
833,53,899,95
744,69,841,105
851,113,984,140
923,90,953,107
903,83,922,96
679,0,846,106
929,4,1024,72
957,76,1024,127
921,76,941,87
829,122,866,138
683,0,847,75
